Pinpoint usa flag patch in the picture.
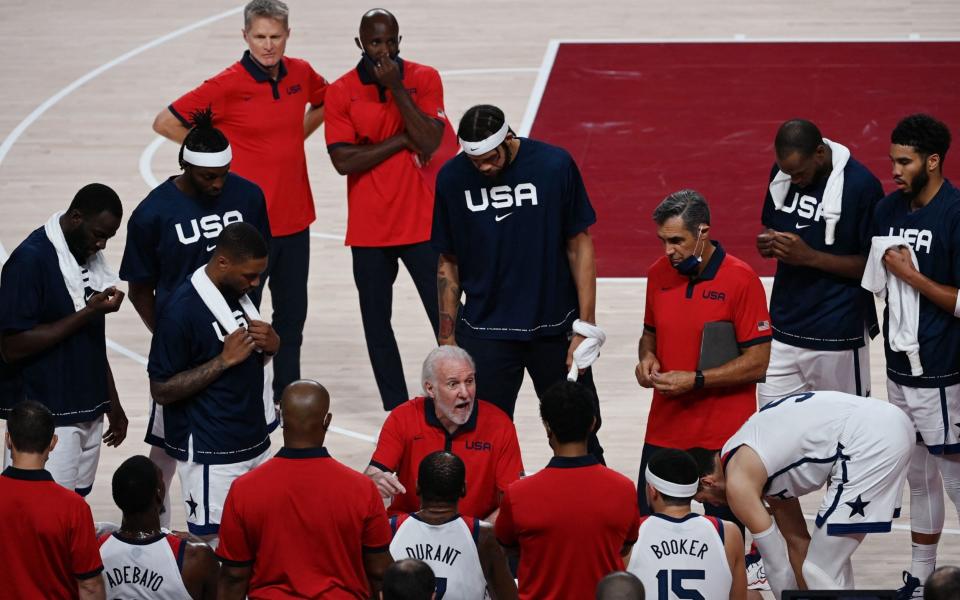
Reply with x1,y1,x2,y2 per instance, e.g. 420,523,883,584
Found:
757,320,770,331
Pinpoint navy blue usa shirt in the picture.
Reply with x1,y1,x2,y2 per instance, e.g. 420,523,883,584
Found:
147,280,269,464
762,158,883,351
432,139,596,340
0,228,109,425
874,179,960,388
120,174,271,314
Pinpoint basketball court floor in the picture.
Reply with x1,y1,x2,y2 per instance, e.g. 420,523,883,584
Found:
2,0,959,591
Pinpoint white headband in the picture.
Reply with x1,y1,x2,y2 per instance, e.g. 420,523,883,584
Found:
645,466,699,498
183,146,232,168
458,121,510,156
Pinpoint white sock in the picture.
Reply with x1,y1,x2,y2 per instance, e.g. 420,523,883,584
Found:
911,542,938,581
752,522,797,598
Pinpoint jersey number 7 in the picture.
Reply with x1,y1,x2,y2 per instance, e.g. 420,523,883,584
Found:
434,577,447,599
656,569,706,600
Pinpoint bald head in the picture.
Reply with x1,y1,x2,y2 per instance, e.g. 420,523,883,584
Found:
596,571,644,600
280,380,331,447
926,566,960,600
359,8,398,33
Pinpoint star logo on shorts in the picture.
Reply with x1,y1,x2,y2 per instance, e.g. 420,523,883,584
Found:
845,494,870,518
186,494,198,518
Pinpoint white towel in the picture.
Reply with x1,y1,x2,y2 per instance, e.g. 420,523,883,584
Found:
567,319,606,382
190,265,277,429
43,211,119,311
862,236,923,375
190,265,260,335
768,138,850,245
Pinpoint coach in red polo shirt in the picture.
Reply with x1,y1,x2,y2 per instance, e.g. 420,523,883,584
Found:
0,400,104,599
635,189,771,519
325,9,459,411
365,346,524,522
217,380,393,599
495,381,639,600
152,0,327,403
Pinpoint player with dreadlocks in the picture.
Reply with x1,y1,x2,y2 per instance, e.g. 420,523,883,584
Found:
431,104,606,460
120,106,272,527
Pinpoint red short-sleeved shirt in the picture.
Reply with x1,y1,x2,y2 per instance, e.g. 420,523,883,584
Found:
0,467,103,599
216,447,392,599
494,456,640,600
324,59,458,247
169,51,327,237
643,243,772,449
370,397,524,518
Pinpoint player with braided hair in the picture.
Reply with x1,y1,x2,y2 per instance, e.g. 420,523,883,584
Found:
153,0,328,407
120,106,272,527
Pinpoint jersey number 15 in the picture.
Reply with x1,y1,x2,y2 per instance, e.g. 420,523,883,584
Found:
656,569,706,600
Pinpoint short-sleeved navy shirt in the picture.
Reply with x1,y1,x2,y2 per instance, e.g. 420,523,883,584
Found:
0,228,109,425
432,139,596,341
147,280,269,464
120,174,271,314
874,179,960,387
762,158,883,350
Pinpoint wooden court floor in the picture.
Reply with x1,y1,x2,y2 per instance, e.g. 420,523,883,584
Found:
1,0,959,591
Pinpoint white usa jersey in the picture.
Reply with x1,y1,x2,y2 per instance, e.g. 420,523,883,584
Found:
99,533,191,600
627,513,732,600
722,390,912,535
390,513,488,600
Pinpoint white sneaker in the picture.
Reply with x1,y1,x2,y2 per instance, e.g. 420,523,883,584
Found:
745,547,771,591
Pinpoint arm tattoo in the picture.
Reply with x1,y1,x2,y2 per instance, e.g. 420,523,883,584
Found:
437,274,460,340
152,356,227,405
439,313,456,339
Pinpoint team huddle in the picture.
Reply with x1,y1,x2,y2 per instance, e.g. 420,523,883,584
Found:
2,1,960,599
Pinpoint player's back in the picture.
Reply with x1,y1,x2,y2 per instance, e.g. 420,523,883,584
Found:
723,390,880,497
390,513,488,600
627,513,732,600
99,532,191,599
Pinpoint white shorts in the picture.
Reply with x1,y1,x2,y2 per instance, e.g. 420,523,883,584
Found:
4,416,104,496
759,339,870,407
177,447,270,536
887,380,960,455
813,402,913,535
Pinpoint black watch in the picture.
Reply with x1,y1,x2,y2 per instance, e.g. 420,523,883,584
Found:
694,370,705,390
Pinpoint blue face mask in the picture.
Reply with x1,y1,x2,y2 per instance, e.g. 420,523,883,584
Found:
673,227,705,276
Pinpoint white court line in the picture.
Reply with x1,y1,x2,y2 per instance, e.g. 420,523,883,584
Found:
328,426,377,444
0,242,7,263
0,6,244,170
139,136,167,189
519,40,561,137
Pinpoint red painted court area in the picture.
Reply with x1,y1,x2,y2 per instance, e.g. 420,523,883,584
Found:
528,41,960,277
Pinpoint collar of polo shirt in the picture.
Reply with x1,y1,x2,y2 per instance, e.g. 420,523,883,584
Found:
423,396,479,434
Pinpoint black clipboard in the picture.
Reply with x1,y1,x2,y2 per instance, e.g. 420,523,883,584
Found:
698,321,741,370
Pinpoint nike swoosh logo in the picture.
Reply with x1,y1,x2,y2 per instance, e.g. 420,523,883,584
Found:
795,223,812,230
206,244,217,251
495,212,513,222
